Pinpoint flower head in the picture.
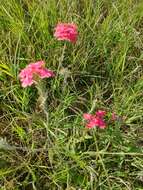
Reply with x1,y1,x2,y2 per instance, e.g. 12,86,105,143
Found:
54,23,78,43
19,61,55,87
83,110,107,129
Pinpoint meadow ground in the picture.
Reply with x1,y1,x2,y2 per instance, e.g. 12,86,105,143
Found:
0,0,143,189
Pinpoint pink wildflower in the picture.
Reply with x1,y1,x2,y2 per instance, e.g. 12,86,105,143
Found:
54,23,78,43
19,61,55,87
83,112,106,129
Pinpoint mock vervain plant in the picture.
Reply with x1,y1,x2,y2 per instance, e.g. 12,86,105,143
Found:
1,1,143,188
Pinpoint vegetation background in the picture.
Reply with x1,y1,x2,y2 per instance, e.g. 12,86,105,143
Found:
0,0,143,189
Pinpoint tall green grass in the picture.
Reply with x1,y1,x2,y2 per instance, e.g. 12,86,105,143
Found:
0,0,143,189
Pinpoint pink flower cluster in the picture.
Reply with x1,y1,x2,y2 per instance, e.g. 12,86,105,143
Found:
19,61,55,87
83,110,107,129
83,111,123,129
54,23,78,43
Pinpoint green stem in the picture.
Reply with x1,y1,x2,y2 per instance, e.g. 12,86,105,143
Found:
55,43,67,84
36,80,49,122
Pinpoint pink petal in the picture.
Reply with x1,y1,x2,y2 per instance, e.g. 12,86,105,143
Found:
86,121,97,128
28,61,45,69
38,69,55,78
96,118,106,129
96,110,106,118
83,113,93,120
